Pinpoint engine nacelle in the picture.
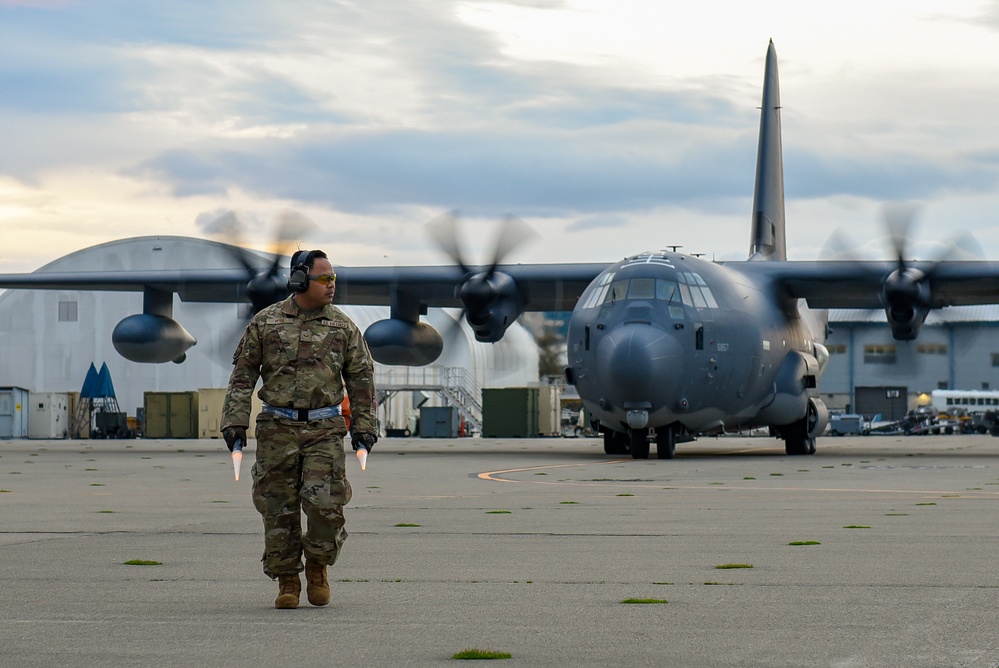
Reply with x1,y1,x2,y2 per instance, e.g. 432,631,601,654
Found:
112,314,197,364
460,270,524,343
885,304,930,341
882,266,931,341
364,319,444,366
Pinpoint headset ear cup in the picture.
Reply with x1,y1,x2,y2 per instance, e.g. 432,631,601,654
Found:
287,267,309,293
286,249,317,293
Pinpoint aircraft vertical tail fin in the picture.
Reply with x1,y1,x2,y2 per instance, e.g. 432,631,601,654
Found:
748,40,787,261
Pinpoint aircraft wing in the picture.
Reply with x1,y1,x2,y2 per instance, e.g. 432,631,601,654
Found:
0,262,607,312
733,260,999,309
333,263,606,311
0,269,251,302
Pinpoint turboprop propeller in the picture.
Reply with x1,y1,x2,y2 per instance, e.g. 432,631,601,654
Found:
823,203,983,341
426,211,538,342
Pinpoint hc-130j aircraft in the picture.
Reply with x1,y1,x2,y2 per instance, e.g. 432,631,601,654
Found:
3,41,999,459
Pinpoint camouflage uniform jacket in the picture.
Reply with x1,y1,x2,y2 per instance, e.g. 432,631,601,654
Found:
221,296,376,436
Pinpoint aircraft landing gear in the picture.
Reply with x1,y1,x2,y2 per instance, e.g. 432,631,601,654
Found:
630,429,650,459
655,424,677,459
603,429,630,455
781,411,817,456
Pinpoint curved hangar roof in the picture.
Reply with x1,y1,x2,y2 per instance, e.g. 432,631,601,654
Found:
0,236,540,413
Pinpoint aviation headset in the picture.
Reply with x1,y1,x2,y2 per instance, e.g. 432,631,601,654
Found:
287,250,319,293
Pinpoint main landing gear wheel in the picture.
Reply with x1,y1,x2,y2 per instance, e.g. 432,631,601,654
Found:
630,429,650,460
656,425,677,459
603,430,630,455
782,409,817,456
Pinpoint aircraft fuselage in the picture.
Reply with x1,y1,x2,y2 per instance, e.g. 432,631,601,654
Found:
566,251,829,454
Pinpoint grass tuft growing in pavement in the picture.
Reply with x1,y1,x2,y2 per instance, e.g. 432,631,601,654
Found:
452,649,512,660
915,502,937,506
843,525,870,529
621,598,668,604
716,563,753,569
395,523,421,527
788,540,821,546
559,501,579,505
123,560,161,566
486,510,512,514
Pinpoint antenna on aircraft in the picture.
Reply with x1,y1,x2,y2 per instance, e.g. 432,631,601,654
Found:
664,245,683,252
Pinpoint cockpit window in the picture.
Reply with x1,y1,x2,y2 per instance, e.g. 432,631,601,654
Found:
656,280,679,302
678,272,718,309
627,278,655,300
608,280,629,303
579,271,615,309
581,271,717,310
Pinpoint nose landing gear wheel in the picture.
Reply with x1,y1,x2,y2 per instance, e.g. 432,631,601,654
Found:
630,429,650,459
656,425,676,459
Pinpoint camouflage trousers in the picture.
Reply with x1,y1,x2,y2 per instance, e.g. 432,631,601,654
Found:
251,416,352,579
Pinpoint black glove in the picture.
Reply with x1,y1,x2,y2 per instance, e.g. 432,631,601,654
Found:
352,433,377,452
223,426,247,452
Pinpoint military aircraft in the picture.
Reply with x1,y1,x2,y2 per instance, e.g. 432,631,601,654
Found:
3,41,999,458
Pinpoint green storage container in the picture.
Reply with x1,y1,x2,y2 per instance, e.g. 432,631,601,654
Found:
482,388,539,438
143,391,198,438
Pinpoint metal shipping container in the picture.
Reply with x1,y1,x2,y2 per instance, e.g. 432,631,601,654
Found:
28,392,70,439
0,387,30,439
144,391,198,439
419,406,460,438
482,388,539,438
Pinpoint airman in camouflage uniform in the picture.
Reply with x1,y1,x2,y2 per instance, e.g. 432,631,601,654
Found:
221,249,377,609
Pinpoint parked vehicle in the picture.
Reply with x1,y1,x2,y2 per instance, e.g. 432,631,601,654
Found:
828,413,869,436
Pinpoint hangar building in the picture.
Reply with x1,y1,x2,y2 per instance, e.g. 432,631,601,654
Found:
0,236,539,435
820,307,999,419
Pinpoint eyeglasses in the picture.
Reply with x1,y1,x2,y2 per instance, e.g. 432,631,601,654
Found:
308,273,337,285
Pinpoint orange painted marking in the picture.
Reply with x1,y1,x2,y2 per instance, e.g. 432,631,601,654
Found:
477,460,628,483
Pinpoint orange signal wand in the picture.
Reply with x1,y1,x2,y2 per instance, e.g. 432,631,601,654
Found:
356,447,368,471
231,439,244,481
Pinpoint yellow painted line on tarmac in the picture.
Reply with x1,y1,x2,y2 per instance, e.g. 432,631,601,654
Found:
476,462,999,498
477,460,629,482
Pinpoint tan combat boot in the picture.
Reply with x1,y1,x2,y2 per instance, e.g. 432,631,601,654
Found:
275,574,301,609
305,560,330,606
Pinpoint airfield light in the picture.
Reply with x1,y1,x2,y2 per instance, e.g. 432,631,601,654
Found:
231,439,244,481
356,447,368,471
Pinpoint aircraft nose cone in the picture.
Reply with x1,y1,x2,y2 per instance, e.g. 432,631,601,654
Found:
596,324,683,404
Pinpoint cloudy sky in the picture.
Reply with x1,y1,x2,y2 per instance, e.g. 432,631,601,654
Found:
2,0,999,274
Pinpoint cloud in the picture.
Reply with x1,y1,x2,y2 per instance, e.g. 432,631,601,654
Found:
4,0,999,273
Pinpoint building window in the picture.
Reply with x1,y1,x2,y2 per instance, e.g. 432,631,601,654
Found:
916,342,947,354
983,382,991,390
992,353,999,368
863,344,896,364
938,381,949,390
827,344,847,354
58,301,78,322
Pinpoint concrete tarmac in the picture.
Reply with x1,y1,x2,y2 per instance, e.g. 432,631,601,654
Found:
2,434,999,667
